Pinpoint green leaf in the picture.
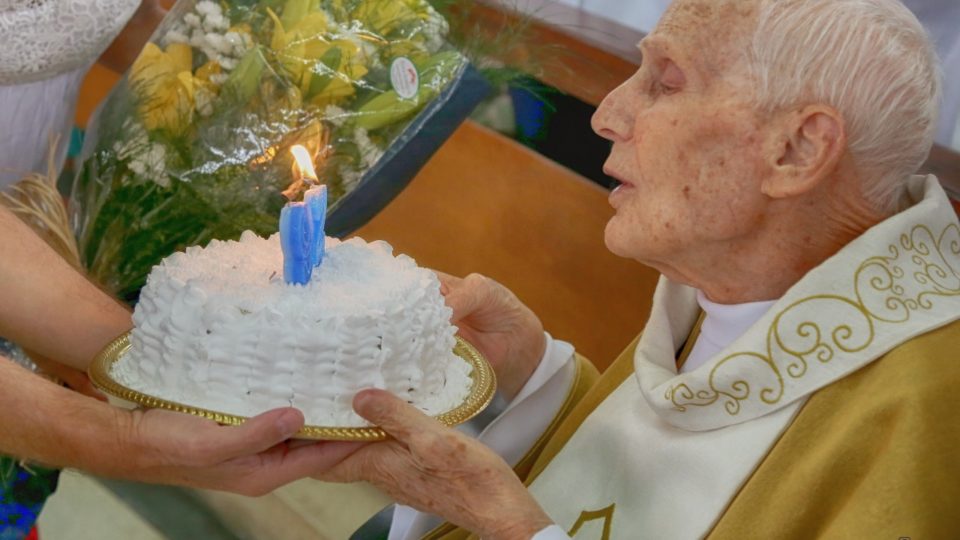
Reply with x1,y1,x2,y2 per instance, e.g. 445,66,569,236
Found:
222,47,268,104
304,46,344,99
281,0,312,29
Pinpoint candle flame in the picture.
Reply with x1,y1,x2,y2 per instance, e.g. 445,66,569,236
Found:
283,145,319,200
291,145,318,183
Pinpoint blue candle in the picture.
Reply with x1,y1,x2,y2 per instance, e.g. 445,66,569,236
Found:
279,202,314,285
304,185,327,267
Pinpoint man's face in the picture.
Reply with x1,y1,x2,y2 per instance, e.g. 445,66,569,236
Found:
593,0,773,274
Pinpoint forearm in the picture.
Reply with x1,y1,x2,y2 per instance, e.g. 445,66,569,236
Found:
0,357,133,476
0,206,131,370
390,336,576,540
98,0,168,73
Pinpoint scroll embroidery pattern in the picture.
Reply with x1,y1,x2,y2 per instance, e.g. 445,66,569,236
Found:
568,504,616,540
666,223,960,415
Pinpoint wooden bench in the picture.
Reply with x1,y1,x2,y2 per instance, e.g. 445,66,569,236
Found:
76,80,659,371
470,0,960,204
72,4,959,537
356,121,659,369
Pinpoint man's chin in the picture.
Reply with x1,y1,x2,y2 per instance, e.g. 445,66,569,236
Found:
603,225,642,261
603,223,669,268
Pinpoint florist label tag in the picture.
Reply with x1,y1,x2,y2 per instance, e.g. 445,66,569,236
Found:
391,57,420,99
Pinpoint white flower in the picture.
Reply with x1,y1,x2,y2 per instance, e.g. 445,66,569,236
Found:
128,159,146,176
224,31,244,49
184,13,202,29
195,87,216,117
116,122,169,187
189,28,206,48
203,13,229,33
114,121,167,185
340,167,362,189
138,143,170,187
114,120,149,161
324,105,350,127
164,28,190,45
422,10,449,53
354,128,384,170
204,33,232,55
195,1,221,17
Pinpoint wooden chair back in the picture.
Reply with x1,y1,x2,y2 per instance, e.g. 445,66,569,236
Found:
357,121,659,370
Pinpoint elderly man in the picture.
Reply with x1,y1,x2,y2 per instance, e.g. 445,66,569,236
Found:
546,0,960,150
318,0,960,538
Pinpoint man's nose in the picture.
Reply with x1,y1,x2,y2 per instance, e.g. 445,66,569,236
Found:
592,85,634,143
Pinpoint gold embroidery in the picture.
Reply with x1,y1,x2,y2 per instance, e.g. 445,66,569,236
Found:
568,504,615,540
667,223,960,415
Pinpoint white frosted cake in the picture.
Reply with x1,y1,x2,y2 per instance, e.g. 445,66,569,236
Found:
112,232,473,427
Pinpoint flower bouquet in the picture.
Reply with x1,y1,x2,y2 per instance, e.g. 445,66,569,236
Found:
71,0,487,301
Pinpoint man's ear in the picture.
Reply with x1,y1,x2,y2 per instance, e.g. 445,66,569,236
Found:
762,105,846,198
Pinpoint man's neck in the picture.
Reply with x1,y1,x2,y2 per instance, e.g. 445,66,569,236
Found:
661,184,894,304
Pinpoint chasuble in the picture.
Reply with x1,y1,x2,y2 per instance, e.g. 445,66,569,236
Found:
425,175,960,539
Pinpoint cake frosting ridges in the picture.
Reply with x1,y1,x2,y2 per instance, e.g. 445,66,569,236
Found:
113,232,472,427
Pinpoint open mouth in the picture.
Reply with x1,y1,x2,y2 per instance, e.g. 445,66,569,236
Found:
604,166,634,190
607,179,635,209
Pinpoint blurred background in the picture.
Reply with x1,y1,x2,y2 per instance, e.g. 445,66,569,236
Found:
22,0,960,538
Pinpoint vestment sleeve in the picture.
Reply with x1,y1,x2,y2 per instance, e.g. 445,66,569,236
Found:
390,333,598,540
474,332,580,468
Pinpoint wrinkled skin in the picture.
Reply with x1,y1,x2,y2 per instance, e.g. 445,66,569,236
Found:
315,390,553,539
316,0,888,535
438,272,546,401
125,407,361,497
30,351,105,400
595,0,776,300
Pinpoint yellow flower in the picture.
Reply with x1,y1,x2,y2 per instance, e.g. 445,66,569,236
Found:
268,8,331,81
268,7,369,105
130,43,199,134
352,0,423,36
303,39,370,106
195,60,221,85
165,43,193,73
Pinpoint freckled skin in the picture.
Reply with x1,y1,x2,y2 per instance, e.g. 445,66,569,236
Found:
592,0,886,303
595,0,767,273
316,1,901,536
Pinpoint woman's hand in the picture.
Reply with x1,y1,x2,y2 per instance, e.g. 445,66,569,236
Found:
438,273,546,400
316,389,554,540
28,351,106,401
98,0,168,73
118,407,364,496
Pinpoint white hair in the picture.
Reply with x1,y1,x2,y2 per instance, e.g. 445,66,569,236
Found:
747,0,942,211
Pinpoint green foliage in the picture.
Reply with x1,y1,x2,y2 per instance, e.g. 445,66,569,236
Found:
72,0,469,300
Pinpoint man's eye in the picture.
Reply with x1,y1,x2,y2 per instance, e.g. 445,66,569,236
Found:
649,80,679,97
658,82,680,95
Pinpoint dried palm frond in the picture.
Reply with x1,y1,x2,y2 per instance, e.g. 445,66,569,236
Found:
0,137,81,269
1,139,89,391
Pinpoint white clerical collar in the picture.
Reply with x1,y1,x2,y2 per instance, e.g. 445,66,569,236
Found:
635,175,960,431
681,291,777,374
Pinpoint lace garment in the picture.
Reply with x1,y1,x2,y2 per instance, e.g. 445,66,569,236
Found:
0,0,141,85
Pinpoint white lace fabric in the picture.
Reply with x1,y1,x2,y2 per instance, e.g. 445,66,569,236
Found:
0,0,141,85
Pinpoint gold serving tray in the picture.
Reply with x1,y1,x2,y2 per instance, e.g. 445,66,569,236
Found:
89,333,496,441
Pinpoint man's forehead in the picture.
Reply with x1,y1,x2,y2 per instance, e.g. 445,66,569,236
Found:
650,0,762,72
657,0,761,31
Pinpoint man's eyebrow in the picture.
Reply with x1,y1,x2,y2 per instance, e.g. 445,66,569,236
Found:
637,37,674,59
637,37,688,72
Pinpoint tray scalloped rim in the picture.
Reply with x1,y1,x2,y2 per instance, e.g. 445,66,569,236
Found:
88,333,496,441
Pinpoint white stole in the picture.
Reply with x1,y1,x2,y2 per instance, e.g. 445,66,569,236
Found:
528,175,960,539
